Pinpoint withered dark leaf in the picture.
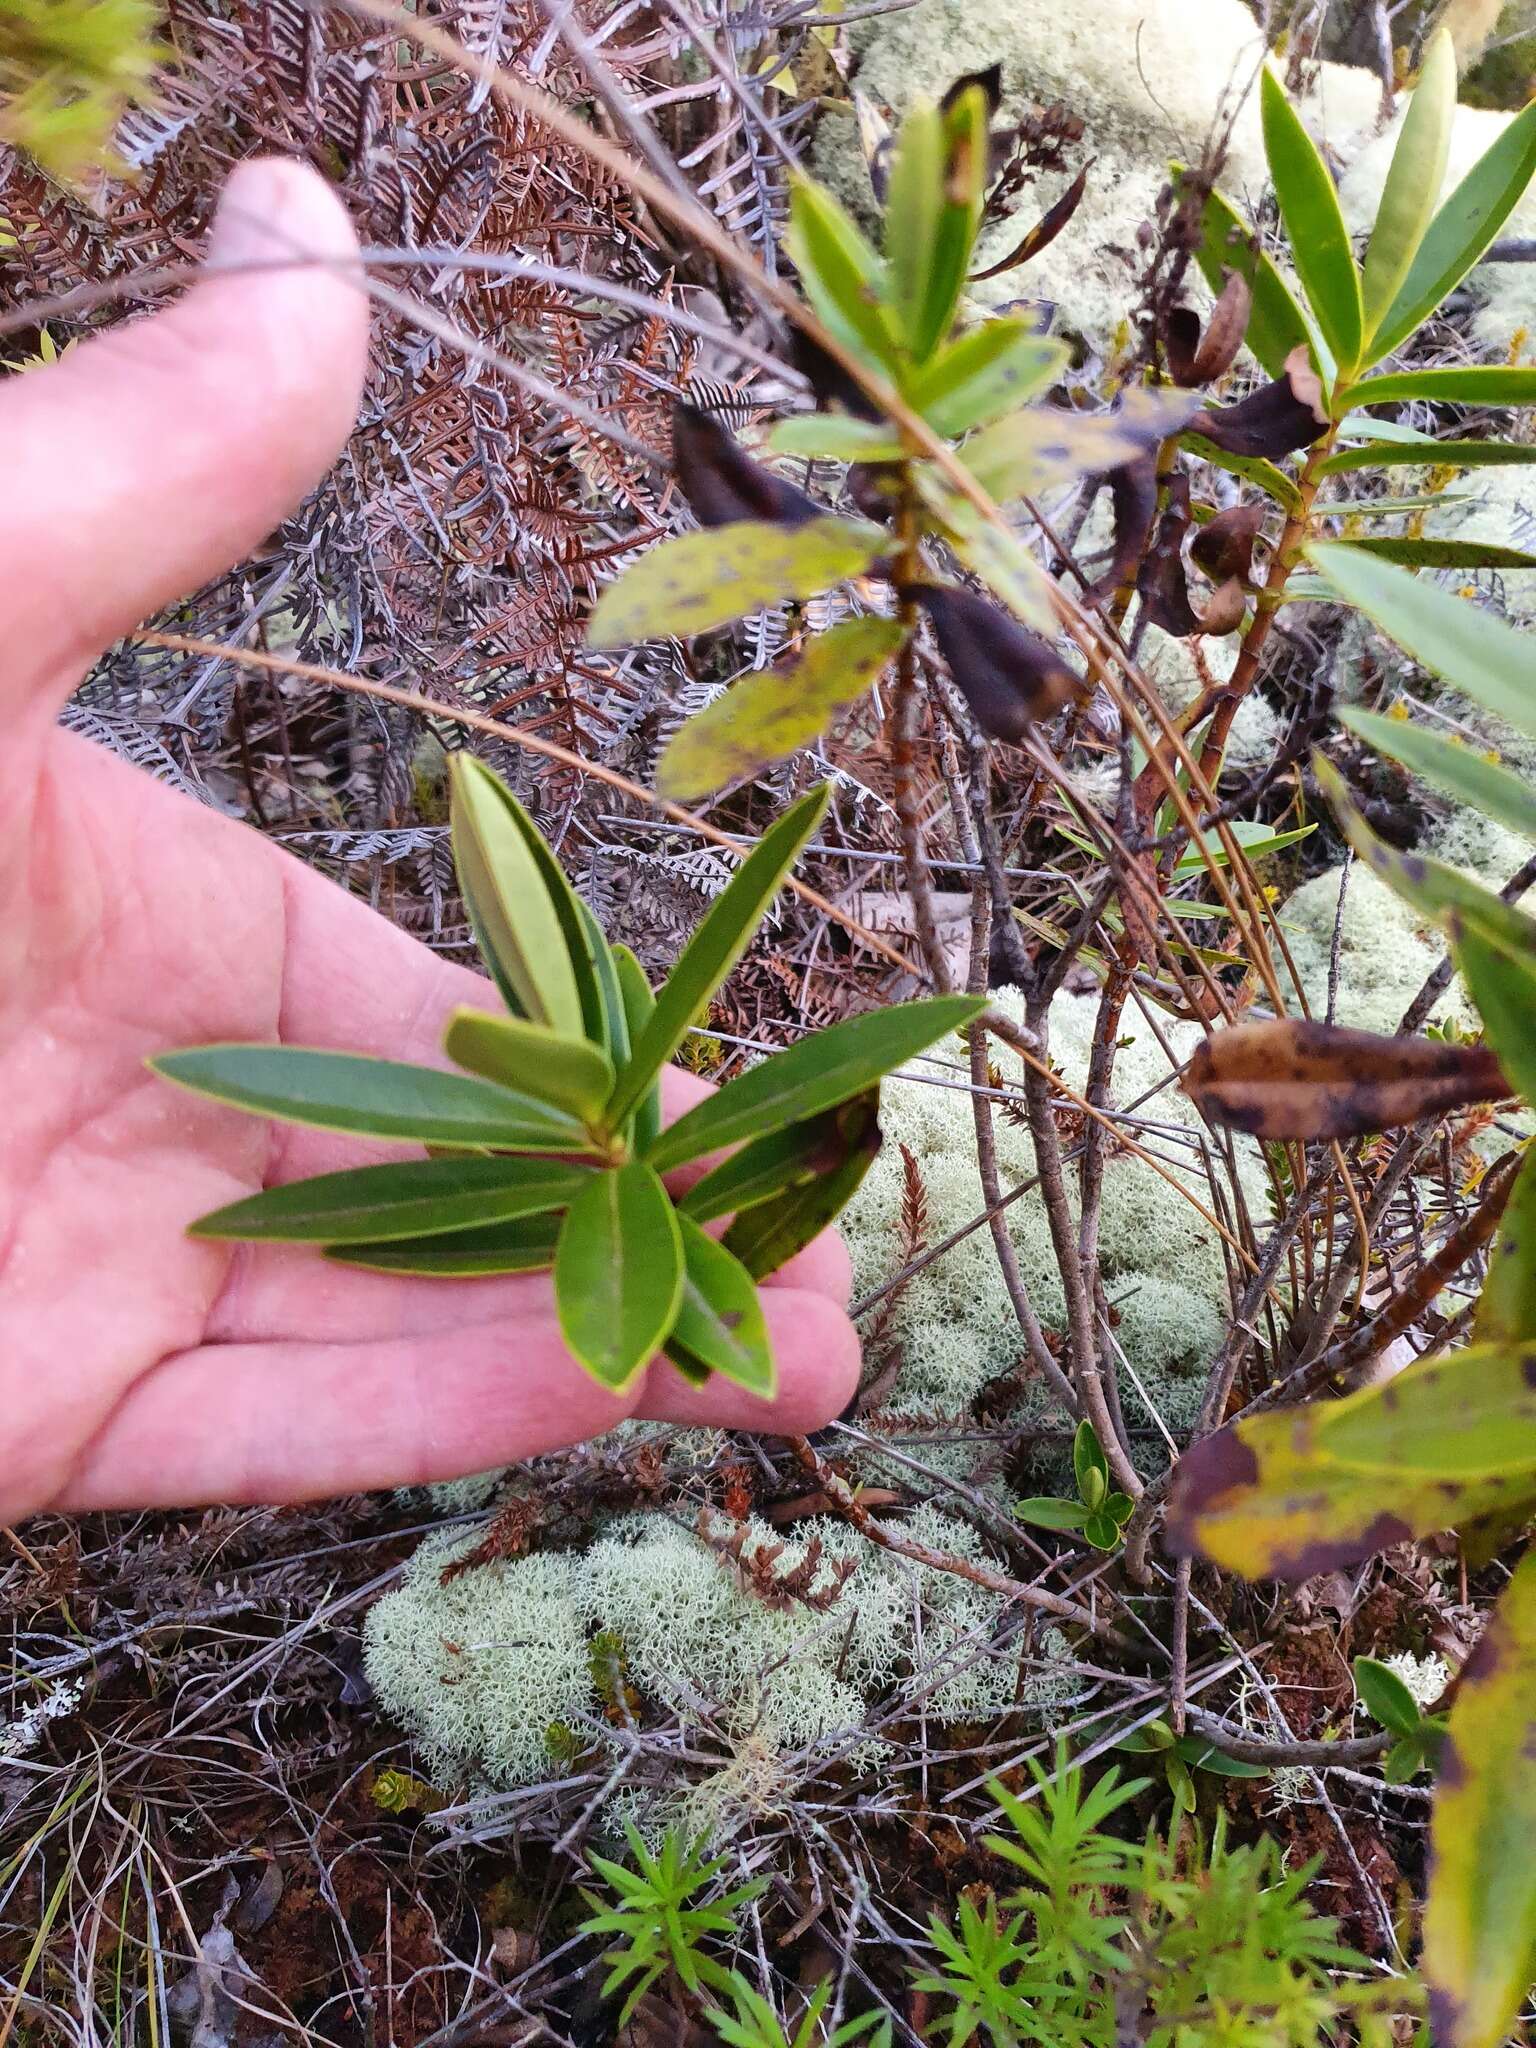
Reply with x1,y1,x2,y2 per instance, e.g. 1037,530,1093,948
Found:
1135,472,1201,636
972,163,1092,283
1182,1017,1511,1140
846,460,902,524
1191,501,1266,583
942,62,1003,116
907,580,1082,741
1090,452,1159,601
787,328,886,422
672,403,823,529
1188,343,1327,461
1164,270,1251,388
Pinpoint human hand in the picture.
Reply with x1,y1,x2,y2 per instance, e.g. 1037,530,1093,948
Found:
0,160,860,1524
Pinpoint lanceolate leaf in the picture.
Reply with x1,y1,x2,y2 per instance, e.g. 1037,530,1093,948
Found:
1320,437,1536,474
1260,66,1363,372
1353,1655,1423,1738
1315,752,1536,960
151,1045,595,1152
1180,434,1304,515
1329,536,1536,570
784,175,899,367
961,388,1200,502
586,519,886,650
326,1211,562,1275
580,897,631,1070
1341,709,1536,844
681,1095,883,1224
606,786,830,1131
1371,98,1536,364
909,321,1067,438
910,80,990,362
443,1008,615,1123
669,1214,775,1395
1190,182,1312,380
1309,543,1536,744
1422,1550,1536,2048
764,416,905,463
186,1156,590,1245
647,994,984,1173
1014,1497,1090,1531
722,1085,884,1278
1341,365,1536,409
1167,1341,1536,1578
1452,913,1536,1106
656,618,906,800
1474,1144,1536,1348
554,1162,684,1389
612,945,661,1153
883,94,947,359
1361,28,1455,338
449,753,585,1037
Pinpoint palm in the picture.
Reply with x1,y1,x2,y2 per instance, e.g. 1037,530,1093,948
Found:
0,163,855,1525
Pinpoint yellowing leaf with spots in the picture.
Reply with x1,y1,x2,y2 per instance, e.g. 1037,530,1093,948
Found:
657,616,906,798
586,517,887,649
1166,1341,1536,1580
1423,1548,1536,2048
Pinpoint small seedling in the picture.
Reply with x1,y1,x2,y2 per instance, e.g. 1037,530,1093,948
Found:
1353,1656,1448,1784
1015,1422,1135,1550
151,759,983,1395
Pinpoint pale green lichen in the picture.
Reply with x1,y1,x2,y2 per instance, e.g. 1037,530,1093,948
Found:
843,987,1253,1444
364,1504,1078,1801
1272,861,1474,1036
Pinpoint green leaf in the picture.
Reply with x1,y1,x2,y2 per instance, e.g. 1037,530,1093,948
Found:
909,81,990,362
1171,820,1314,877
578,896,630,1068
784,174,898,367
1313,751,1536,960
1353,1654,1423,1737
449,753,586,1038
681,1097,883,1224
656,618,906,799
1325,536,1536,570
1261,67,1363,374
1105,1492,1135,1526
554,1161,684,1389
1320,438,1536,475
721,1086,884,1278
613,946,661,1153
1361,29,1456,339
1073,1419,1109,1503
960,389,1198,503
1188,181,1312,381
1474,1145,1536,1348
1341,365,1536,410
1173,1736,1270,1779
1371,98,1536,364
908,321,1067,438
607,786,830,1131
1341,709,1536,844
1083,1511,1122,1551
647,993,985,1173
185,1155,590,1244
913,471,1057,630
1165,1753,1197,1814
443,1009,615,1124
1013,1497,1091,1530
669,1214,775,1395
1452,914,1536,1105
326,1211,562,1275
883,95,947,358
586,518,886,650
1422,1549,1536,2048
151,1045,594,1152
1180,434,1305,515
764,416,905,462
1168,1340,1536,1579
1310,542,1536,743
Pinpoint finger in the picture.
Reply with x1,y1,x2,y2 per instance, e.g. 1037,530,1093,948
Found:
52,1288,860,1511
2,158,367,721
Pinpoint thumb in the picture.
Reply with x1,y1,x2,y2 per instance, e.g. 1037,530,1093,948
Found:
1,157,368,718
